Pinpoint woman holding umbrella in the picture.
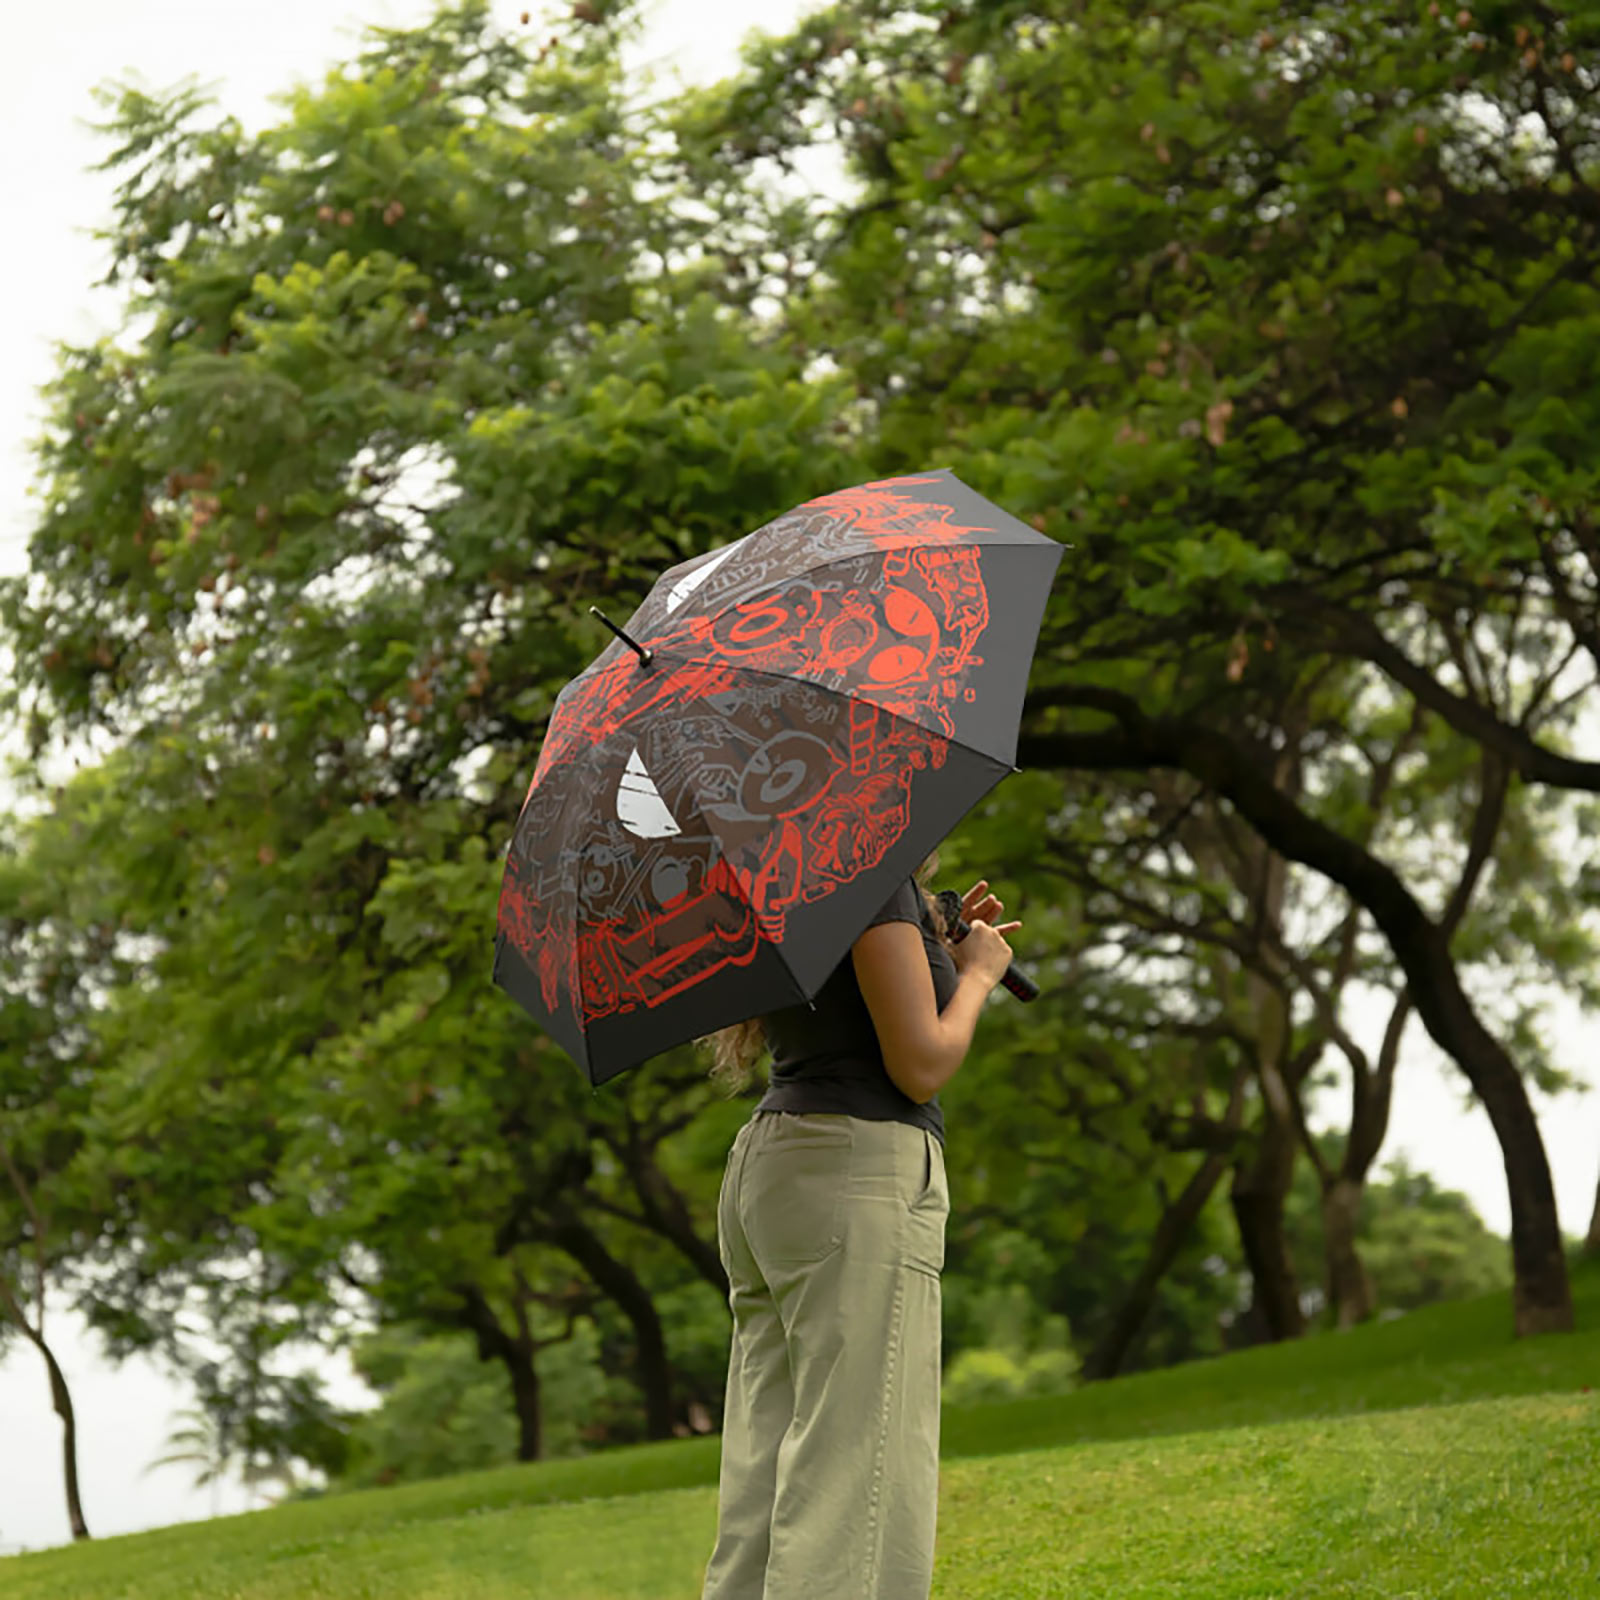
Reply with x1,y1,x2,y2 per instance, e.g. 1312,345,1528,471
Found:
490,468,1061,1594
698,850,1021,1600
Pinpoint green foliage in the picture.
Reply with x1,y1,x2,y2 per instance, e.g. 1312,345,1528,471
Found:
940,1281,1081,1407
145,1367,350,1510
676,0,1600,1345
0,0,855,1478
1346,1156,1513,1314
336,1326,526,1488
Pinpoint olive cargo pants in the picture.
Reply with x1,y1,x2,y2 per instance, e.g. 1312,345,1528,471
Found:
701,1110,949,1600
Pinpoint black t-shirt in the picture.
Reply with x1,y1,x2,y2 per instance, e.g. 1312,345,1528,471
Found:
753,875,959,1146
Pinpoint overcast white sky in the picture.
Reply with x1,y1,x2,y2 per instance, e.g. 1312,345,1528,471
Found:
1,0,1597,1559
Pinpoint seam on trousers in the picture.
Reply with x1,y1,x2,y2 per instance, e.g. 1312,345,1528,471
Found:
864,1270,905,1595
732,1122,755,1223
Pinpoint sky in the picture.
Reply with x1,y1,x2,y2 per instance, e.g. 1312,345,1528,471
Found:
1,0,1598,1558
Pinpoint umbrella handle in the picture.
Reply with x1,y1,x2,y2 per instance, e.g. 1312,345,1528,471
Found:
935,889,1040,1003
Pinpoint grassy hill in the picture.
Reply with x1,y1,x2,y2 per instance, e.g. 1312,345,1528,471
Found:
6,1251,1598,1599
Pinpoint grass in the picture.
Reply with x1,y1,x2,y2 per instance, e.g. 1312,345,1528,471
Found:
6,1252,1599,1599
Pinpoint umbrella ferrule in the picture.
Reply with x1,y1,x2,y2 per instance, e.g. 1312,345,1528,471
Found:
589,606,654,667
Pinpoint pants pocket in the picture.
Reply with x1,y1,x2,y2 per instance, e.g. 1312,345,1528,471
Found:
905,1128,948,1278
745,1115,851,1263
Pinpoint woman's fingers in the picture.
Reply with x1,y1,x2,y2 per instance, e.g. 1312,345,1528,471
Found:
962,880,1003,920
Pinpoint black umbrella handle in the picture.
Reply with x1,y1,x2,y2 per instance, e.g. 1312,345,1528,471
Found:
934,889,1040,1002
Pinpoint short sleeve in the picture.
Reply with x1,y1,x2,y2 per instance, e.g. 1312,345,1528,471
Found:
865,875,924,931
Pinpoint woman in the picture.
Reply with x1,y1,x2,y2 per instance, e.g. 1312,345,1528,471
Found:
697,850,1021,1600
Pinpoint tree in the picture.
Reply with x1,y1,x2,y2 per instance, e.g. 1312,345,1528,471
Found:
144,1405,243,1519
0,0,854,1462
1263,1129,1513,1326
0,1143,92,1542
1055,673,1586,1344
663,0,1600,1335
0,810,131,1542
141,1356,349,1514
922,804,1249,1378
7,0,1597,1484
328,1313,629,1487
336,1327,520,1489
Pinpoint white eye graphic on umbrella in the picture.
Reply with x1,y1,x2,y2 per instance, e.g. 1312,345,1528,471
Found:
617,747,681,839
663,541,739,613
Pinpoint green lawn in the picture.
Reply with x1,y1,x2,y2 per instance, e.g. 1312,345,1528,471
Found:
7,1253,1599,1599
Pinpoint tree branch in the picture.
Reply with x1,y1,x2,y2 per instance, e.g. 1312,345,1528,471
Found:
1300,605,1600,790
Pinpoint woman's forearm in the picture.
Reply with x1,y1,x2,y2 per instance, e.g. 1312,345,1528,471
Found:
916,970,993,1102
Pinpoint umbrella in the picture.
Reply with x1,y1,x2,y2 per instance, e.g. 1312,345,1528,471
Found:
493,468,1064,1084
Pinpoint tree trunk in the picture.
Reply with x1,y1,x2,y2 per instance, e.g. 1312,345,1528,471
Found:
1477,1061,1572,1334
1321,1174,1376,1328
1232,969,1304,1345
0,1154,92,1541
1083,1146,1232,1381
1585,1161,1600,1258
506,1344,544,1463
1316,998,1406,1330
41,1337,90,1541
1020,713,1575,1336
1309,751,1490,1329
548,1207,675,1441
455,1284,545,1462
1232,1016,1303,1343
1230,1117,1305,1345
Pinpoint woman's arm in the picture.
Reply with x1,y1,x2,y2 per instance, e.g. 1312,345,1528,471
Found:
852,916,1018,1104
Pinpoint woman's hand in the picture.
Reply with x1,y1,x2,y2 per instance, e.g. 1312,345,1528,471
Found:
950,916,1021,988
948,880,1019,990
960,880,1005,929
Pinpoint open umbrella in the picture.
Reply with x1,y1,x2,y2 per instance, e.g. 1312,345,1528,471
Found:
493,468,1064,1084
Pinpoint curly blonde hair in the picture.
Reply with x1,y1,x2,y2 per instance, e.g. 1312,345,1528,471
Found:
697,849,950,1098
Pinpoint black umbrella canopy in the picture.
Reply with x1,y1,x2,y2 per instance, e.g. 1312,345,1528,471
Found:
494,468,1065,1084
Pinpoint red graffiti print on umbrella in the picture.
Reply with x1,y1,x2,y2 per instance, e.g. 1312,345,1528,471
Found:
494,468,1064,1085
